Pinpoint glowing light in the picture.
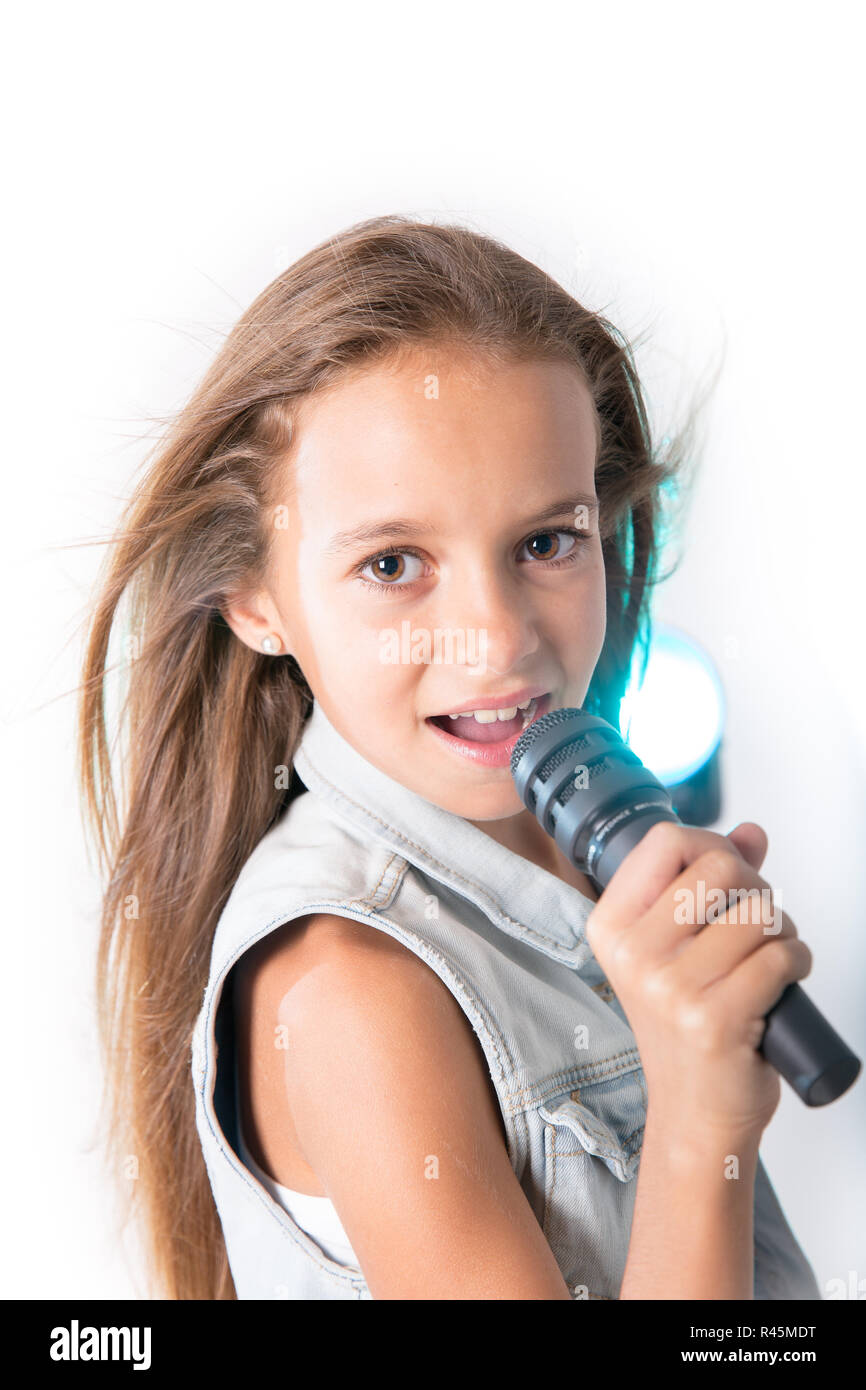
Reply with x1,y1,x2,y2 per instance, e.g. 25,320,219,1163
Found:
621,624,725,785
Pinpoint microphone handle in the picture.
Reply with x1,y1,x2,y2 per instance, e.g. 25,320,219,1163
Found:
760,983,861,1107
587,807,861,1107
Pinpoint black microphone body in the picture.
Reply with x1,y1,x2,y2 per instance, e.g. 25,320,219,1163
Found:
511,706,861,1107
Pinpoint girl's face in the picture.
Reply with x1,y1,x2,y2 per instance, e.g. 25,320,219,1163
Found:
231,344,606,823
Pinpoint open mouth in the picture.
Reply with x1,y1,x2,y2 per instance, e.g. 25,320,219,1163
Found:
425,692,550,747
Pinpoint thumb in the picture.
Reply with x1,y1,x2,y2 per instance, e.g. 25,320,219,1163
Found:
725,820,769,873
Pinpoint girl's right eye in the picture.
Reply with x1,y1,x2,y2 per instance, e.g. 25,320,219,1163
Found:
356,549,427,591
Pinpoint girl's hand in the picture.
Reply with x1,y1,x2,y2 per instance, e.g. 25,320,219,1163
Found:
585,821,813,1144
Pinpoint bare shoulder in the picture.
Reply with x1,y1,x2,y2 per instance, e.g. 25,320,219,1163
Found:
233,910,492,1179
235,911,429,1031
272,913,570,1298
275,911,494,1089
283,912,455,1006
233,913,378,1192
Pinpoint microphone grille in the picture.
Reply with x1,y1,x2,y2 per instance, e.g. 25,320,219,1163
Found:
509,705,590,777
555,753,612,805
511,706,620,814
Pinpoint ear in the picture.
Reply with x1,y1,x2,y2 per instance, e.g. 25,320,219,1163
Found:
221,588,294,657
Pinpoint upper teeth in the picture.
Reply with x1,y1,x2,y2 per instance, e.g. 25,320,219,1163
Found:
448,697,535,723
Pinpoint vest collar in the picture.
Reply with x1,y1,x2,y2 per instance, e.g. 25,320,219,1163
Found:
292,698,596,968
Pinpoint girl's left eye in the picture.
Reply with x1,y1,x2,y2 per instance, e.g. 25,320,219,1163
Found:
519,528,583,566
355,529,587,593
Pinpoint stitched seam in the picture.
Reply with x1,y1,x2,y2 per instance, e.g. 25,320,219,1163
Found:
392,923,528,1179
300,758,584,957
541,1086,646,1152
197,1058,365,1290
550,1126,645,1158
545,1111,645,1162
543,1124,556,1243
377,853,409,907
544,1124,630,1299
361,870,529,1175
372,917,512,1086
232,1164,366,1288
503,1050,643,1112
205,908,509,1092
346,851,406,909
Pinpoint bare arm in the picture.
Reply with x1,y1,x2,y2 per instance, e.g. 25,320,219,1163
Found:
278,916,573,1300
584,820,815,1300
619,1107,760,1299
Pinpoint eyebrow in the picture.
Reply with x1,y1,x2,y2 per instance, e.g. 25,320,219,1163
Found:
324,493,600,556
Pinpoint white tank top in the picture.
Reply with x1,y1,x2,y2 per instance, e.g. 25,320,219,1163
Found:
233,1052,359,1270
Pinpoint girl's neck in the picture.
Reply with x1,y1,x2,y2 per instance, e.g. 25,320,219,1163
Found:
470,809,599,904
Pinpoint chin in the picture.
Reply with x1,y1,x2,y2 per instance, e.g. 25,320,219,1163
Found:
440,784,525,822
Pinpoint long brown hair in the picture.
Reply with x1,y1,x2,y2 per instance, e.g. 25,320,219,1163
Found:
76,213,702,1299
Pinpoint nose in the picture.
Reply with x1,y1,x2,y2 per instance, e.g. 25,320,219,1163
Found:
435,561,540,675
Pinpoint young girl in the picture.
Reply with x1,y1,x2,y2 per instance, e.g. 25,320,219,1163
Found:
77,214,819,1300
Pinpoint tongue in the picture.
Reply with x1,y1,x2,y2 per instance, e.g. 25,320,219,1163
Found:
433,711,524,743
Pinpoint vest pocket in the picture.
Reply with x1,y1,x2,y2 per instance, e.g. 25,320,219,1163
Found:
537,1066,646,1298
537,1067,645,1183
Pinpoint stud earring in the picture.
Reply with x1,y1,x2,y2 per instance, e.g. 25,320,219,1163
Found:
261,633,282,654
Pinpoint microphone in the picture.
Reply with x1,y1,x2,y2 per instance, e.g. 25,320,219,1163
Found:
511,706,861,1107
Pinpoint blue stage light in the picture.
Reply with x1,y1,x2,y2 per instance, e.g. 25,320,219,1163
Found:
620,624,726,823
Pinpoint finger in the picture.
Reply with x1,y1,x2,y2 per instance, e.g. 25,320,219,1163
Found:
710,935,814,1035
673,902,800,992
587,821,744,948
725,822,768,874
639,845,772,962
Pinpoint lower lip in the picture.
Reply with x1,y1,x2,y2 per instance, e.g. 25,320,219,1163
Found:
424,693,552,768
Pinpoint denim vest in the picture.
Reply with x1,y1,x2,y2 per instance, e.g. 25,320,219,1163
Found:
190,698,820,1300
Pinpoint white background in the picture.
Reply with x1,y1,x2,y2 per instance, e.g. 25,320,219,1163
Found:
2,0,864,1298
